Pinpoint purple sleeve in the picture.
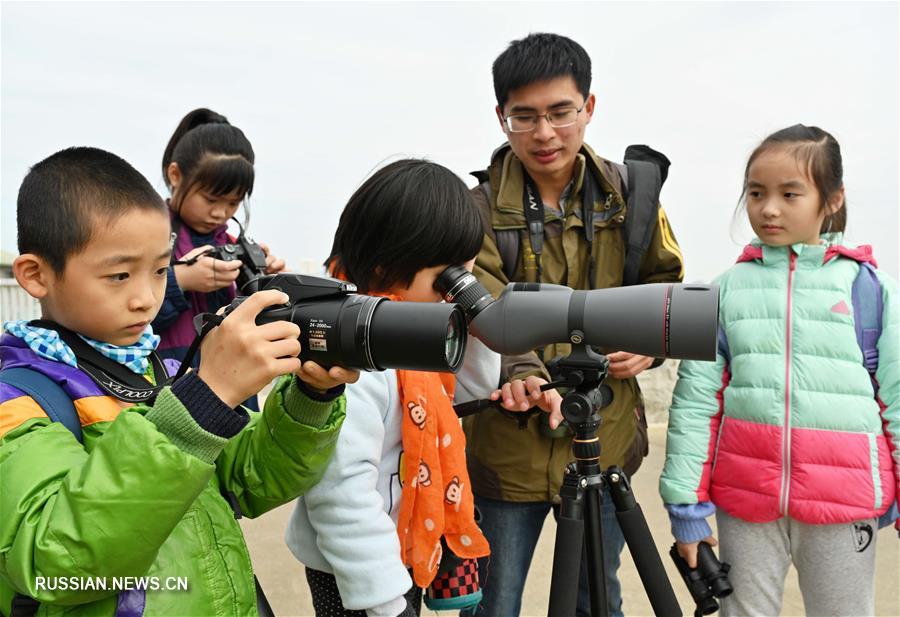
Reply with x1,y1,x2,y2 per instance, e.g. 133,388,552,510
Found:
666,502,716,543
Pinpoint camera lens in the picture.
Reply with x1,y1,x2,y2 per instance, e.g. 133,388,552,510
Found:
367,301,468,372
252,273,469,372
434,265,494,323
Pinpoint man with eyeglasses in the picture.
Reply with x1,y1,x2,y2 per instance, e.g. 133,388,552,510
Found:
462,33,685,617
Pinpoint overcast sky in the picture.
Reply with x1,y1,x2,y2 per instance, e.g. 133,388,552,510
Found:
2,1,898,281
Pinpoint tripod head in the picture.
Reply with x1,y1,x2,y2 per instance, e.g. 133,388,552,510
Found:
545,343,615,467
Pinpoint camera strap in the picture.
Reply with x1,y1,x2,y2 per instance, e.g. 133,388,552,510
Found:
522,172,544,283
521,167,602,287
581,168,598,288
29,320,169,404
171,312,227,383
169,217,219,266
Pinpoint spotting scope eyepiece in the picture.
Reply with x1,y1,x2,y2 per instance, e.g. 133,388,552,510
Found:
435,266,719,361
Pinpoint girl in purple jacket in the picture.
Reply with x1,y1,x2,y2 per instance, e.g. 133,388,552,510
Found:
152,108,286,408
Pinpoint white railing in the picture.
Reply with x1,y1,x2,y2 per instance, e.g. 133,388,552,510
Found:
0,261,326,325
0,279,40,322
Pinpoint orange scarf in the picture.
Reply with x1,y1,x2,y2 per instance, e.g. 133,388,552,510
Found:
396,367,490,587
328,264,489,587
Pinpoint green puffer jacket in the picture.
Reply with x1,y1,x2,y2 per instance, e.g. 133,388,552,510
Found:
466,143,685,502
0,342,345,617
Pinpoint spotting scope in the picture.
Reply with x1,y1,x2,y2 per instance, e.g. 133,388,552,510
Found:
435,266,718,361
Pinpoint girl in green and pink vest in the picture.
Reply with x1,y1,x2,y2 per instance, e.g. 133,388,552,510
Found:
660,124,898,615
152,108,287,410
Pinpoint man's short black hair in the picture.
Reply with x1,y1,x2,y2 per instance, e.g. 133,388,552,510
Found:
493,33,592,111
17,147,167,273
326,159,483,293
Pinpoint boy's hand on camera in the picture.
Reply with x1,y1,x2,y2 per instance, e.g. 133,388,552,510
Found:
197,290,301,408
676,535,718,569
295,360,360,392
491,376,564,429
607,351,654,379
259,242,286,274
174,245,241,292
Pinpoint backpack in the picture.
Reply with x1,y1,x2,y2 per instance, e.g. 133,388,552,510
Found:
472,144,671,287
0,368,276,617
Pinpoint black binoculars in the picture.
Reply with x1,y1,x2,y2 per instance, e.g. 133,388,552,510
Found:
669,541,733,616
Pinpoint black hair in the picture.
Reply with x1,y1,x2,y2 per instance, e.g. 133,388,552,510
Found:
326,159,484,293
492,33,592,111
740,124,847,233
162,108,255,213
17,147,166,273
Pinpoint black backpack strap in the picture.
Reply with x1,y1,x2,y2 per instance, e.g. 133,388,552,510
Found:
620,145,671,286
495,229,521,282
473,175,521,282
8,594,39,617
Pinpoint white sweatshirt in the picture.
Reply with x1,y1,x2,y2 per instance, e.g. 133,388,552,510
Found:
284,336,500,613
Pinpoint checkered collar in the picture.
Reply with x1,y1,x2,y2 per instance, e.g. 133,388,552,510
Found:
3,320,160,375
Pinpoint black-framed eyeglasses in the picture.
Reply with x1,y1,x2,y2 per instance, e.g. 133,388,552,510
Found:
503,102,587,133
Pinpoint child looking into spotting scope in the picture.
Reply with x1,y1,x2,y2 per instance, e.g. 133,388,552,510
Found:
660,124,899,616
284,158,563,617
153,108,286,409
0,147,356,616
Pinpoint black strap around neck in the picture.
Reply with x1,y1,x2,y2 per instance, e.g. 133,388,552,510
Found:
521,166,606,288
30,320,169,404
522,172,544,283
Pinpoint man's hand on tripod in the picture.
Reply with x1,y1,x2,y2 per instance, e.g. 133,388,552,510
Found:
676,535,718,569
489,376,563,429
607,351,654,379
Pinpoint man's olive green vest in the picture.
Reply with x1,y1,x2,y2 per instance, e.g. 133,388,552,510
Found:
465,143,684,502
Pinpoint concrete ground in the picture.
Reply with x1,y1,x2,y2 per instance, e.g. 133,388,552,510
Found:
242,424,900,616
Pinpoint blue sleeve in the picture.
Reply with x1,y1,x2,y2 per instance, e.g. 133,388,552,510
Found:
878,499,898,529
152,266,191,331
666,502,716,543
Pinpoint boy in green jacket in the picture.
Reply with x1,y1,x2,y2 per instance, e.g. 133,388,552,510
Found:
0,147,353,616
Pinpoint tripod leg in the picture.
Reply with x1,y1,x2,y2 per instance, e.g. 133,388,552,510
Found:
583,481,609,617
606,467,682,617
548,467,584,617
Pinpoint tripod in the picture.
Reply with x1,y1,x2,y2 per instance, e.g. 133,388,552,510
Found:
545,344,682,617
